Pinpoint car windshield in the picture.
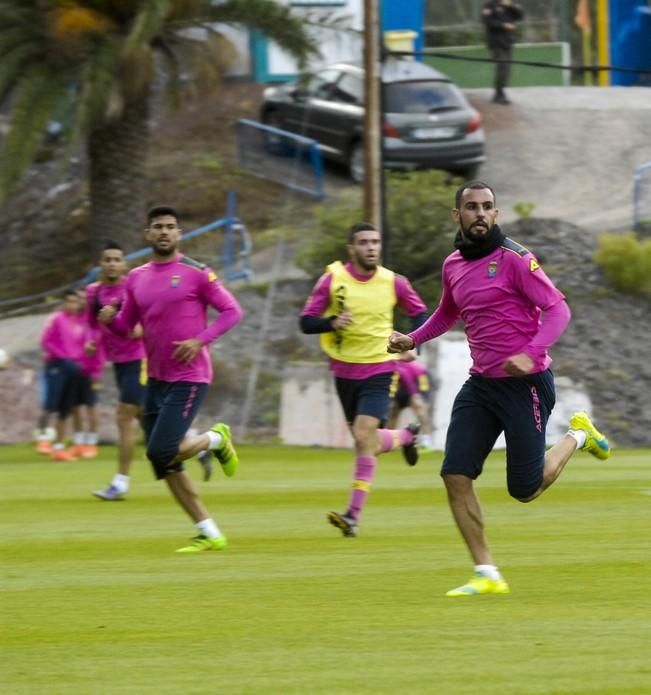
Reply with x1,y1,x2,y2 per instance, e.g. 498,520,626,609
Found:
384,81,464,114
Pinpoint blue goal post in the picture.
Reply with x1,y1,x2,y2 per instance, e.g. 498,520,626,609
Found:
235,119,325,199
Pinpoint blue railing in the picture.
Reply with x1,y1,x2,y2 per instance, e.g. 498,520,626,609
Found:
0,191,251,318
235,119,325,199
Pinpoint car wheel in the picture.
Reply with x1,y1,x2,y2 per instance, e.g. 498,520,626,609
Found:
348,141,364,184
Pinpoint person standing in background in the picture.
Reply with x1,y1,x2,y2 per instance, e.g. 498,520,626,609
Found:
482,0,524,105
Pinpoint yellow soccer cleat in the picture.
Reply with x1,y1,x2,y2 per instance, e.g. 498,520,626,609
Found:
175,535,227,553
569,412,611,461
210,423,239,477
446,573,510,597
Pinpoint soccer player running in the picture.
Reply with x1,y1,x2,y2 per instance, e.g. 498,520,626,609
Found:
387,350,435,451
99,206,243,553
388,181,610,596
40,289,86,461
86,241,147,499
300,222,428,538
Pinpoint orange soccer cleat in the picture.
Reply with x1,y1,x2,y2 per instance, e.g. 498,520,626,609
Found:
50,448,78,462
35,439,52,454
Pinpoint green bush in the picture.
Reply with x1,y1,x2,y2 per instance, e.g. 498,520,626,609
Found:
594,232,651,297
295,169,459,311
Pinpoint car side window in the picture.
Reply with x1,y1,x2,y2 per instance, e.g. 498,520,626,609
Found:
331,73,363,105
305,69,341,99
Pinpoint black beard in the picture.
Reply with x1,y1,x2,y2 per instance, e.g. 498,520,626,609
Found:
454,223,506,260
153,243,175,257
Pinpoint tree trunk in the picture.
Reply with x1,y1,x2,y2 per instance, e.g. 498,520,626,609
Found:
88,98,149,255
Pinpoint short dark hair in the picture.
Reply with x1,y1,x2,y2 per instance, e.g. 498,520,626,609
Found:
455,180,496,208
147,206,179,226
103,239,123,252
348,221,377,243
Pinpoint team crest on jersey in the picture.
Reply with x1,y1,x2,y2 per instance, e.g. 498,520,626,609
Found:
487,260,498,278
171,275,181,287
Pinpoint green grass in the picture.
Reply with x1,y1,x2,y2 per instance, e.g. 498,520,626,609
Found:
1,444,650,694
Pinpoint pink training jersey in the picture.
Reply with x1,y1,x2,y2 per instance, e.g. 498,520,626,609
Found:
41,310,86,364
79,334,106,381
109,254,243,383
396,359,429,396
410,239,570,378
302,262,427,380
86,281,146,364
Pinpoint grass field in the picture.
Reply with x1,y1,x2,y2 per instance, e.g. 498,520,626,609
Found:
1,444,650,694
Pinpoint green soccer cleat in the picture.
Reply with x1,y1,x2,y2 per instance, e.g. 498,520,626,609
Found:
446,573,510,597
175,535,227,553
569,412,611,461
210,423,239,477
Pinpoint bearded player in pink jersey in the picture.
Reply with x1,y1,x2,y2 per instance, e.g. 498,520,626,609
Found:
300,222,428,538
388,181,610,596
99,206,243,553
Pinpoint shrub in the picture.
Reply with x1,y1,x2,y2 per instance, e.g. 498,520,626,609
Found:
593,232,651,297
295,169,459,311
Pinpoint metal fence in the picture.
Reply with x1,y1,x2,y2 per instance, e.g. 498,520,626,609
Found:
235,119,325,199
0,191,252,319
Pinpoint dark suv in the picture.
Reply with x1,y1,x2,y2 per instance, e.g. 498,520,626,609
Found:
260,58,485,182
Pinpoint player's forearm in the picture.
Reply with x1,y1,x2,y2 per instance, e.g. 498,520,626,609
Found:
409,307,458,346
299,315,336,334
523,300,571,359
197,303,244,344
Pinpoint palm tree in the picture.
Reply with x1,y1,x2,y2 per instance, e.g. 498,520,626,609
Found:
0,0,318,251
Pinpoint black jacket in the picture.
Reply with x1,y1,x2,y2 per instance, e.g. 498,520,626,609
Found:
482,1,524,51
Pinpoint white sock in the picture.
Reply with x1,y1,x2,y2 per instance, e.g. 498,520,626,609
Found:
85,432,99,445
73,432,84,445
112,474,129,493
52,442,65,451
205,430,223,450
474,564,502,581
196,518,221,539
419,434,433,449
568,429,586,449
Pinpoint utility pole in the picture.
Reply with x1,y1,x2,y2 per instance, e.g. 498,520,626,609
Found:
363,0,382,229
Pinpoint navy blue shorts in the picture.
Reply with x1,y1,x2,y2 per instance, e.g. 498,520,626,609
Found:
335,372,392,426
113,359,146,406
44,359,82,417
142,379,207,479
75,374,99,407
442,370,556,500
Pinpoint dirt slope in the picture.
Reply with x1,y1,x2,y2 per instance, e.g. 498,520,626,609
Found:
468,86,651,230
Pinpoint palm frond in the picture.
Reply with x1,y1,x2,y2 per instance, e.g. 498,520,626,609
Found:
123,0,171,56
75,34,122,133
0,37,44,103
0,66,69,198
